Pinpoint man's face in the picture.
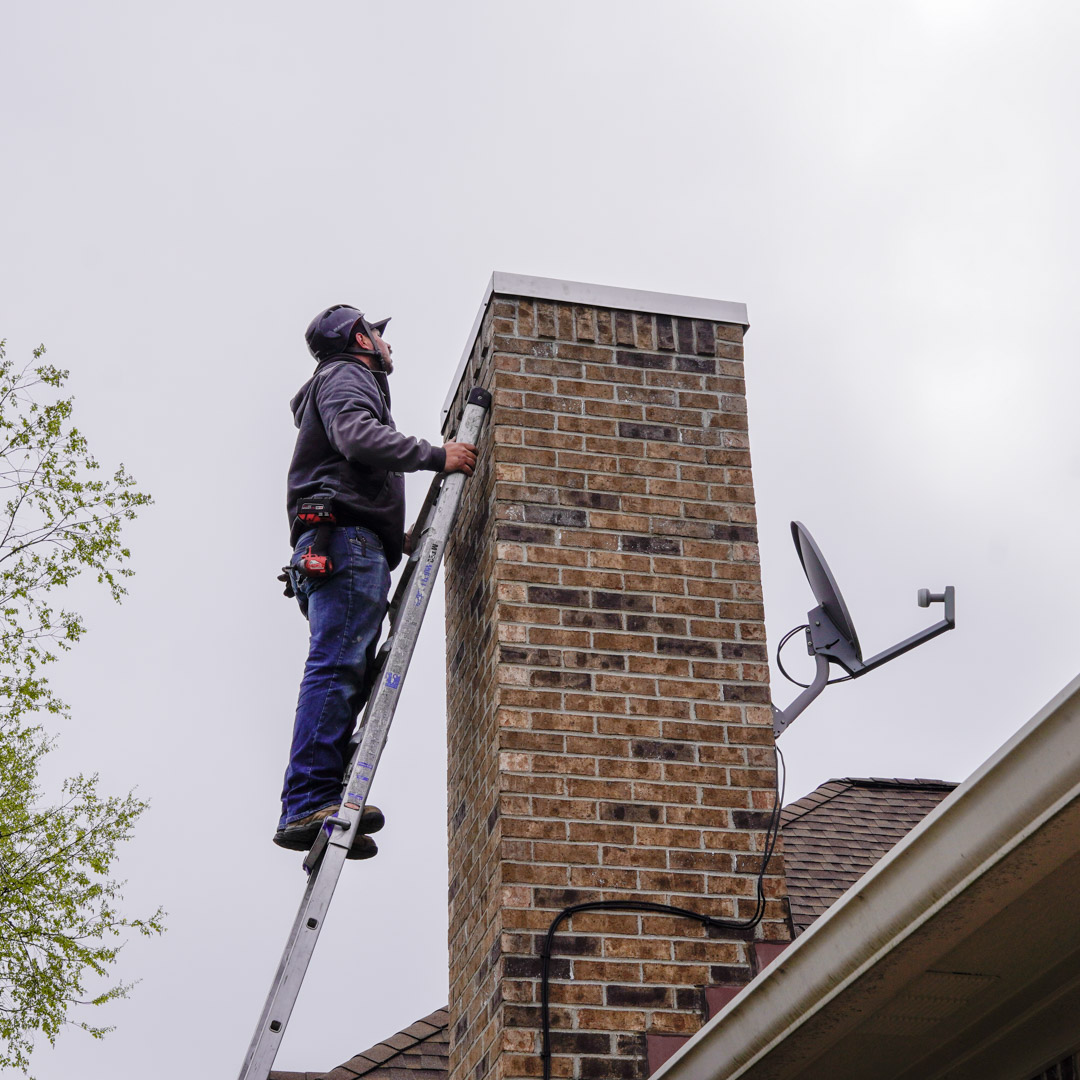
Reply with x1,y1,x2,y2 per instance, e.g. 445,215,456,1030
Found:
355,328,394,373
371,329,393,373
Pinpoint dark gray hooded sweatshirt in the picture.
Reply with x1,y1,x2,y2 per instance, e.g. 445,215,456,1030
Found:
287,357,445,569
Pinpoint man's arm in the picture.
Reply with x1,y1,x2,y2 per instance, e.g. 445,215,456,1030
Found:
402,444,477,554
315,362,446,472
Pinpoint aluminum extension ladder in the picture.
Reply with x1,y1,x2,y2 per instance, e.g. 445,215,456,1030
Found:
238,387,491,1080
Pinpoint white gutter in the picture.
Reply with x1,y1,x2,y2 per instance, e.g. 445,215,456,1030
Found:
652,672,1080,1080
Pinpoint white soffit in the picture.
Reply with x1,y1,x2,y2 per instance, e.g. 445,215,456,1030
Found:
441,272,749,424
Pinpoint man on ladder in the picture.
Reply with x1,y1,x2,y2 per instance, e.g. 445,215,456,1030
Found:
276,304,477,856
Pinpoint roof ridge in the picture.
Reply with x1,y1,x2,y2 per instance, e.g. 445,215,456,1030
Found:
781,777,959,828
842,777,958,790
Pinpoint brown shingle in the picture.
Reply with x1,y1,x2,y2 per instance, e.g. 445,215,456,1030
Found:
269,1006,449,1080
781,777,957,934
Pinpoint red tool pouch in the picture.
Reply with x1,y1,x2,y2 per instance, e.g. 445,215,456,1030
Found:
296,496,336,577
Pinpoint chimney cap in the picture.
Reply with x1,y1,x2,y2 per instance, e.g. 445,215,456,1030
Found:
441,271,749,426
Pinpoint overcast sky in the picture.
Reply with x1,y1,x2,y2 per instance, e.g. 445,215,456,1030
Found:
2,2,1079,1076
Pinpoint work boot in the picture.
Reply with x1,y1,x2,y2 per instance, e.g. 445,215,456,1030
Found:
346,834,378,860
273,804,385,852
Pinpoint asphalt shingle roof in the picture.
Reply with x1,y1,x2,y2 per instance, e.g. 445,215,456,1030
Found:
780,777,957,934
269,1007,448,1080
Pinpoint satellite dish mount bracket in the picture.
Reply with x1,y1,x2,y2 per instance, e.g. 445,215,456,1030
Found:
771,521,955,738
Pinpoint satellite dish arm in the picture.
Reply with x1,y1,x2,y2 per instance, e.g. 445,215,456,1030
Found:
772,587,955,737
772,652,830,737
856,586,955,675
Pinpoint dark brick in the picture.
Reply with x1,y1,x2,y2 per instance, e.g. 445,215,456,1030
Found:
656,314,675,351
531,670,592,690
622,534,681,555
658,637,718,658
616,1033,648,1057
504,956,570,979
533,888,597,908
565,651,626,670
531,933,601,956
694,321,716,356
504,1004,544,1029
615,350,672,370
470,582,486,618
606,984,672,1007
731,809,775,829
708,965,752,983
631,740,695,762
523,505,588,527
618,422,678,442
563,610,623,629
675,987,702,1011
675,354,717,374
594,591,653,612
626,615,686,633
561,490,621,510
675,318,695,353
581,1056,644,1080
550,1032,612,1055
487,802,499,833
500,646,563,666
528,586,590,606
724,684,770,703
497,523,555,544
600,802,662,823
721,642,768,661
712,523,758,542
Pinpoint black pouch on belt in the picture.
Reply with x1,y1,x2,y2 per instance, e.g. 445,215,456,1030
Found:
278,495,337,595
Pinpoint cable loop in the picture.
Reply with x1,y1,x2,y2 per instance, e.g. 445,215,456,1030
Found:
538,746,787,1078
776,623,853,687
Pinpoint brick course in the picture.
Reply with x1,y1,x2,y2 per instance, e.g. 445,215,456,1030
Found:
443,286,787,1080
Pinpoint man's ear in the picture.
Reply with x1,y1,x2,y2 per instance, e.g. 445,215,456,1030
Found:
354,331,373,351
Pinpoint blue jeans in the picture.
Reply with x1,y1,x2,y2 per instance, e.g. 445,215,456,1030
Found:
279,525,390,829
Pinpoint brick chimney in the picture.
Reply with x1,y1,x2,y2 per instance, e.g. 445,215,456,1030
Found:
441,274,788,1080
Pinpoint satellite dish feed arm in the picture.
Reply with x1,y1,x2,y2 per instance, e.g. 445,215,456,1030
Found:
772,652,830,737
772,587,955,737
856,586,955,675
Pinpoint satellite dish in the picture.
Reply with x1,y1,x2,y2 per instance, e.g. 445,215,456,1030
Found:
791,521,861,664
773,522,955,737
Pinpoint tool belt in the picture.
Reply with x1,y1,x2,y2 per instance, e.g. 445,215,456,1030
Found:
278,495,336,598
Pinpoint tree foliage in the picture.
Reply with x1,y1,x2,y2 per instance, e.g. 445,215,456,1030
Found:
0,342,161,1073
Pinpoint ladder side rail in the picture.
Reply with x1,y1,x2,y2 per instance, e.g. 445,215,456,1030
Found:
237,389,489,1080
385,473,445,625
366,469,447,698
318,394,488,854
236,856,346,1079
